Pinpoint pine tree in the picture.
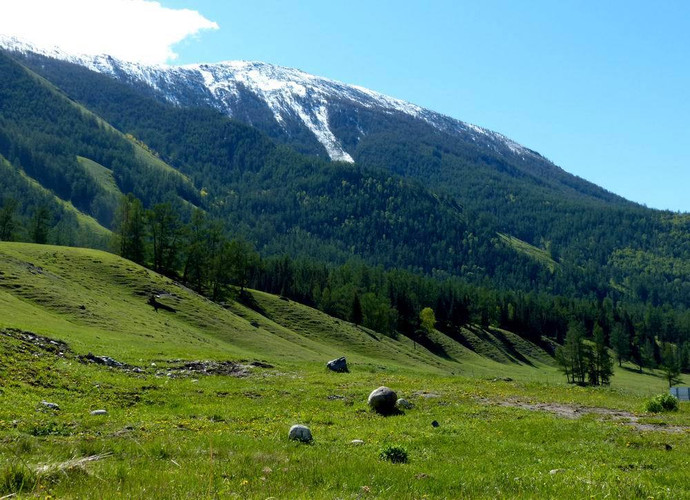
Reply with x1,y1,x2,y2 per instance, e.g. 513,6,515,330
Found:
0,198,18,241
661,343,683,388
590,324,613,386
116,195,146,264
30,205,51,244
556,323,588,385
610,324,631,367
351,292,363,326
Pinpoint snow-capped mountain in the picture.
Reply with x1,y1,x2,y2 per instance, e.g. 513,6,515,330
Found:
0,35,536,164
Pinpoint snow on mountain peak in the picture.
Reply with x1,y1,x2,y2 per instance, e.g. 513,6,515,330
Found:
0,35,533,163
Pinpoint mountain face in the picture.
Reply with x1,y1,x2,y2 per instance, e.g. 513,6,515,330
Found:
2,36,690,309
0,35,534,164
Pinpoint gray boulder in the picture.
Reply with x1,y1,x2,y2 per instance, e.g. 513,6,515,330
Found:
327,356,349,373
397,398,414,410
40,401,60,410
367,386,398,414
288,424,313,443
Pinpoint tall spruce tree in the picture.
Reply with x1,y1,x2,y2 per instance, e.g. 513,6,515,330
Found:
116,194,146,264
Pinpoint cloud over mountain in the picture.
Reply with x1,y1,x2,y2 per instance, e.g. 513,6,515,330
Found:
0,0,218,64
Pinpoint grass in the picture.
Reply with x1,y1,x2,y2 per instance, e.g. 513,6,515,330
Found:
77,156,122,197
499,233,559,272
0,242,688,498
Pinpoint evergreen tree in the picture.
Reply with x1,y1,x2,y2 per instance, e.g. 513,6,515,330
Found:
556,323,588,385
182,209,210,293
0,198,18,241
641,339,657,371
610,324,631,367
30,205,51,244
590,324,613,386
116,194,146,264
661,344,683,388
351,292,363,326
147,202,181,276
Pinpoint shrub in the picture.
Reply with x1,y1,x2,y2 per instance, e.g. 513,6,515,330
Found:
379,444,408,464
644,394,679,413
0,462,37,495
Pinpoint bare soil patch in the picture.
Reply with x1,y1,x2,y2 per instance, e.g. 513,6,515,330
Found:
481,397,689,433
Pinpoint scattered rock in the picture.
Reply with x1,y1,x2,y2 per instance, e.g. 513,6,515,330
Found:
327,356,349,373
397,398,414,410
90,409,108,416
41,401,60,410
368,386,398,415
549,469,565,475
351,439,365,445
250,361,274,368
82,353,125,368
414,391,441,399
431,420,440,428
288,424,313,443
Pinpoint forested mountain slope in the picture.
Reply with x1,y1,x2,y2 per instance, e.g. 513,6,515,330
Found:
1,46,690,308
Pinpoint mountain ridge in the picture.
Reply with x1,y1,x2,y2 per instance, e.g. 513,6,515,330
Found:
0,34,546,165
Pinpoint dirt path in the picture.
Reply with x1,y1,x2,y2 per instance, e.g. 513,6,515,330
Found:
480,397,689,433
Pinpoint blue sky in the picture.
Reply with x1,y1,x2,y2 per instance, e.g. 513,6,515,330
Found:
3,0,687,211
161,0,690,212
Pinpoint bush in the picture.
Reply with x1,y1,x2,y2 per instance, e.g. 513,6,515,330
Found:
644,393,679,413
0,462,37,495
379,444,408,464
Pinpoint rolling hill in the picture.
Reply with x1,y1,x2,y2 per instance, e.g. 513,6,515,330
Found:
0,242,687,499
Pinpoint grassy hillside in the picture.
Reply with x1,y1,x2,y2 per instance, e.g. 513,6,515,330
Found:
1,243,688,498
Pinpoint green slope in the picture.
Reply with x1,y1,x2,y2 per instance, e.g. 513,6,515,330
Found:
0,242,552,375
1,243,688,499
0,50,199,238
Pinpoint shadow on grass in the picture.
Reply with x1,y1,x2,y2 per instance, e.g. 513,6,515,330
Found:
236,290,270,319
373,408,405,417
620,365,664,378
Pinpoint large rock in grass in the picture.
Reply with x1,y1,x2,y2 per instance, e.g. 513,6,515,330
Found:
368,386,398,414
327,357,349,373
288,424,313,443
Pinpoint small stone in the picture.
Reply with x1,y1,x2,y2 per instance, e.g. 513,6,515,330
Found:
368,386,398,414
288,424,312,443
327,356,349,373
431,420,440,428
351,439,365,445
665,444,673,451
549,469,565,475
397,398,414,410
41,401,60,410
90,409,108,416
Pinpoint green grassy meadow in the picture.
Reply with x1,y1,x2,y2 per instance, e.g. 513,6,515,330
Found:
1,243,688,499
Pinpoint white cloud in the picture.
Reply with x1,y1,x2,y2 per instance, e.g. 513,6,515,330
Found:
0,0,218,64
